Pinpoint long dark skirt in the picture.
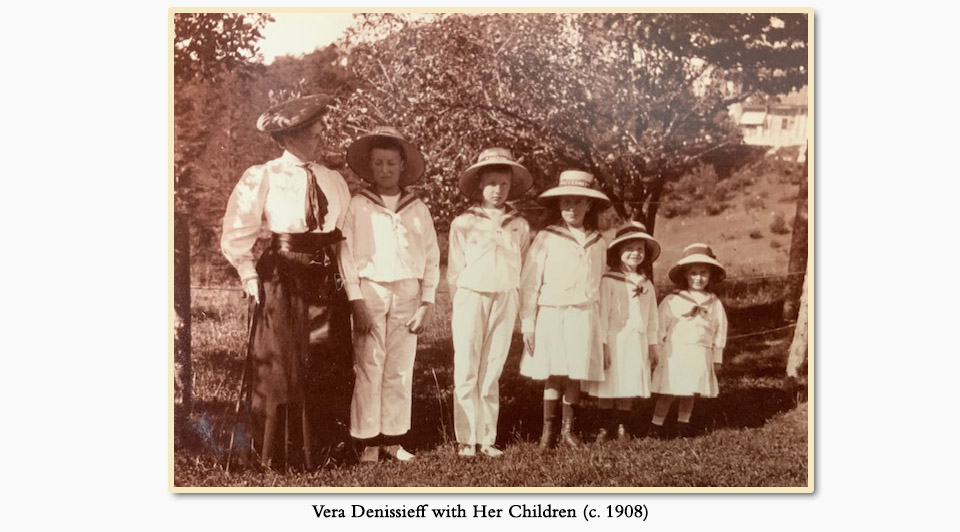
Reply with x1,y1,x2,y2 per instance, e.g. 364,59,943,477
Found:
246,244,353,470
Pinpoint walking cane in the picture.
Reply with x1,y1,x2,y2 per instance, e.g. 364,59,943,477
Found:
226,297,259,473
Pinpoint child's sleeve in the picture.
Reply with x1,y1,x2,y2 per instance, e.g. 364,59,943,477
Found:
519,218,533,259
646,282,660,345
598,278,610,343
420,203,441,304
519,231,548,334
446,217,465,298
221,166,269,283
338,198,363,301
713,301,728,364
657,295,675,345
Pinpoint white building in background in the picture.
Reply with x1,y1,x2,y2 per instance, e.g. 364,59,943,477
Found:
729,86,809,161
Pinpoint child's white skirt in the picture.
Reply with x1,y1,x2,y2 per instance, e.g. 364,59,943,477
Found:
520,303,603,381
650,342,719,397
582,330,652,399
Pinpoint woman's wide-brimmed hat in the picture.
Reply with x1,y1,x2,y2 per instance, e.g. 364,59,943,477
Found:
346,126,426,186
668,243,727,285
458,147,533,200
607,221,661,263
256,94,331,133
538,170,610,205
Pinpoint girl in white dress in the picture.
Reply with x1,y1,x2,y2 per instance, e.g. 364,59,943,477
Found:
650,243,728,438
582,222,661,441
520,170,610,450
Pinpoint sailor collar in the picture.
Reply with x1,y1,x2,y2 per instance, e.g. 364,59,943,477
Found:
543,224,603,250
467,204,523,228
358,188,420,214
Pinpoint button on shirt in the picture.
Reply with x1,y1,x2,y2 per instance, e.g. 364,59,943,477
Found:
447,205,531,295
221,150,351,281
519,225,607,333
339,189,441,303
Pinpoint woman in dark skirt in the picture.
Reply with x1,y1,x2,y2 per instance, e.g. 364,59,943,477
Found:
221,95,353,470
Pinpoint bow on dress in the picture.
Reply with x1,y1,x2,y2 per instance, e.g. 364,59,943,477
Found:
675,292,716,318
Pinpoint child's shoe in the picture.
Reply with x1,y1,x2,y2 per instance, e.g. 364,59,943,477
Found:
382,444,416,462
359,445,380,463
647,423,667,439
479,445,504,458
560,404,582,448
675,421,693,439
458,444,477,458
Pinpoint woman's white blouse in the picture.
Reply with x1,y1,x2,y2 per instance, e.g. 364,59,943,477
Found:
220,150,351,281
519,225,607,334
339,189,441,304
447,205,531,295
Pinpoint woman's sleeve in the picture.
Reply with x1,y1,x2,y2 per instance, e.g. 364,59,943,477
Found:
338,198,363,301
332,170,351,231
713,301,728,364
646,282,660,345
420,204,441,304
519,231,547,334
446,217,465,297
221,166,268,282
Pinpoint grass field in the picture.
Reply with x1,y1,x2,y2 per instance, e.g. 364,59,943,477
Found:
175,263,809,488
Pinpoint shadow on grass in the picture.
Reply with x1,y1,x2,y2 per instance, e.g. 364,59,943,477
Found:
178,298,808,470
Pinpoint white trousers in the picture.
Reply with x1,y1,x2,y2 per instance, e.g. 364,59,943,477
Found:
350,279,421,439
452,288,518,446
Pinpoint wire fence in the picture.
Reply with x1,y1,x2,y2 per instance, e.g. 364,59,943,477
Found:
190,269,806,293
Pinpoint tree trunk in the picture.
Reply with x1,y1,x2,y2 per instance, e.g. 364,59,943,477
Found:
783,142,809,320
174,213,193,420
642,174,665,280
786,263,809,378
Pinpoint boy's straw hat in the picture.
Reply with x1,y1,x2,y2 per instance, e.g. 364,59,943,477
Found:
458,147,533,200
346,126,426,186
538,170,610,205
607,221,661,263
668,243,727,285
256,94,331,133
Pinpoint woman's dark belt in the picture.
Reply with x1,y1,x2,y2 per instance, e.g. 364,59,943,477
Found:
271,229,344,254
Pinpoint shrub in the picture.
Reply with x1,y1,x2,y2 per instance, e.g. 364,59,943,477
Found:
706,202,729,216
661,202,692,219
770,212,791,234
745,196,767,210
749,229,763,239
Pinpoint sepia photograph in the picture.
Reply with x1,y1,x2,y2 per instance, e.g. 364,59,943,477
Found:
170,8,813,491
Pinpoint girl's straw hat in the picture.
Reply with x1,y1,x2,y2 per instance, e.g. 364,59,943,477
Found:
668,243,727,285
346,126,426,186
458,147,533,200
538,170,610,205
607,221,661,263
256,94,331,133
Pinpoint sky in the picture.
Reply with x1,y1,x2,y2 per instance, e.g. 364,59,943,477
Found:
257,13,356,64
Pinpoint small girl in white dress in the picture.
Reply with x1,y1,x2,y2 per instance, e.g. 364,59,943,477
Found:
650,243,728,438
582,222,661,441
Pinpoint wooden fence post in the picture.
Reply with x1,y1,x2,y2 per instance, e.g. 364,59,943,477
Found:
786,263,809,378
174,213,193,420
783,142,809,321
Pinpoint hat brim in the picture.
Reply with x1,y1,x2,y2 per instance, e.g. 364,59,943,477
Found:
538,186,610,205
458,160,533,200
608,233,661,264
346,134,426,186
668,255,727,285
256,95,331,133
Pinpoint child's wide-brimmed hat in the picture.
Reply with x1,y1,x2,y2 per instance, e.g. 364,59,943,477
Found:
256,94,331,133
607,221,661,263
346,126,426,186
458,147,533,200
538,170,610,205
668,243,727,285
